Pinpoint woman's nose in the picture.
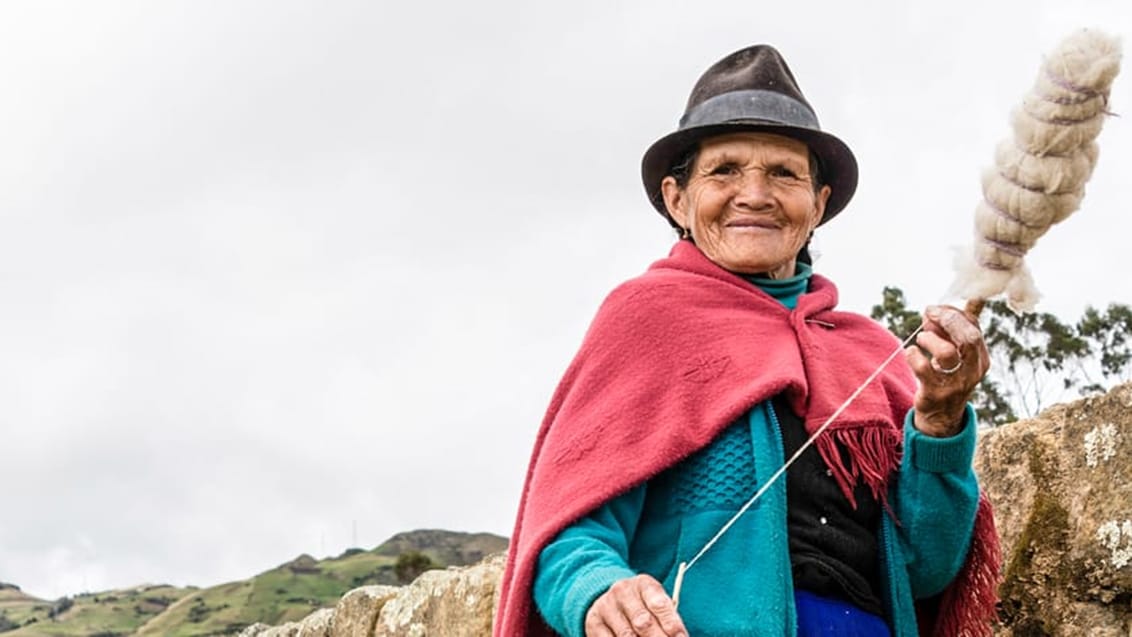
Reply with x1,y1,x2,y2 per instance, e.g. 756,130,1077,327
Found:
732,169,774,208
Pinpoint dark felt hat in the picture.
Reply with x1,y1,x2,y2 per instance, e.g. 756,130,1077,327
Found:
642,45,858,227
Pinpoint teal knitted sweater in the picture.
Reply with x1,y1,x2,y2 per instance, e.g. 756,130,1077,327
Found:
532,267,980,636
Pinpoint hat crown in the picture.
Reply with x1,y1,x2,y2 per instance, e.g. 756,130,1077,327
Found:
684,45,814,121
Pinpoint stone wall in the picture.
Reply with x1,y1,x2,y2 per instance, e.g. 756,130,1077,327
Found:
976,382,1132,636
236,554,504,637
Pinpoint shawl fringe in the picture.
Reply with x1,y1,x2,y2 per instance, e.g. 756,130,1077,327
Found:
817,426,902,509
924,494,1002,637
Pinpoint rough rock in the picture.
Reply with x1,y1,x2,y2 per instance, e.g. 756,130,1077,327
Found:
975,381,1132,636
237,607,335,637
331,585,400,637
238,555,505,637
373,553,505,637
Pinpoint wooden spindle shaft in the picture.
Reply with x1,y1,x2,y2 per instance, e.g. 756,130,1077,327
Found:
965,298,986,319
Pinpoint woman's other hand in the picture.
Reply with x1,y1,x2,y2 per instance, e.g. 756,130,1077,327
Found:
584,574,688,637
905,304,990,437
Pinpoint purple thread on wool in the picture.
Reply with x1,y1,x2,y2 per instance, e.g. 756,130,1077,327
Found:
1021,104,1102,126
1038,90,1096,105
1045,69,1104,97
982,236,1027,257
1013,140,1078,159
1035,86,1110,112
976,258,1012,271
981,195,1046,230
995,168,1079,197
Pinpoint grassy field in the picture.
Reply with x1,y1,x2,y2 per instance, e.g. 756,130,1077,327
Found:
0,585,49,633
0,530,508,637
2,584,194,636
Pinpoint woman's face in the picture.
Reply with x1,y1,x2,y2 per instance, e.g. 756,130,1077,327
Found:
661,132,831,278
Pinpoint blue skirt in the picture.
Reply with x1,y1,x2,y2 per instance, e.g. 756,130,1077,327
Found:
795,590,892,637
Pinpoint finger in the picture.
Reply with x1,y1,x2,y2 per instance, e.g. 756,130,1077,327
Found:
605,610,638,637
904,345,934,380
583,616,615,637
639,578,687,636
924,305,982,346
612,578,669,637
914,331,962,371
587,597,633,637
921,310,992,381
585,590,626,637
973,334,991,377
906,348,962,394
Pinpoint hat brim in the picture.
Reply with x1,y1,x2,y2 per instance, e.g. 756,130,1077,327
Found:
641,121,858,228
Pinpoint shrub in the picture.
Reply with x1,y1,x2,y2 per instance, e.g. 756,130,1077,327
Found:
395,551,439,584
47,597,73,620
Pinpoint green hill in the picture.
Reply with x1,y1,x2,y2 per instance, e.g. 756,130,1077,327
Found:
0,530,508,637
0,584,47,633
1,583,194,636
134,550,396,636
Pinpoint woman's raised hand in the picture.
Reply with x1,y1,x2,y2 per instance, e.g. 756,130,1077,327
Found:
905,304,991,437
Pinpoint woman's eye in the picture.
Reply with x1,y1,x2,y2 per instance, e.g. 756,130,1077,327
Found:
768,165,801,179
709,163,740,176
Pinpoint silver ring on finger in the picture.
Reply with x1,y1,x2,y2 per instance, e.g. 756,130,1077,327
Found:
935,359,963,375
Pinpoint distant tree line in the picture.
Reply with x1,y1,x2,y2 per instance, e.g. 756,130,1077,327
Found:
871,286,1131,426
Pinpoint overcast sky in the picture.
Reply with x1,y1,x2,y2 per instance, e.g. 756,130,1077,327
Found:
1,1,1129,600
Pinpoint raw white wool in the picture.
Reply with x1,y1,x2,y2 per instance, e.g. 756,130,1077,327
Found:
1022,92,1107,124
973,241,1024,270
981,170,1083,229
1031,74,1099,106
1083,141,1101,167
1045,29,1123,90
951,247,1041,314
1012,106,1107,155
1004,265,1041,312
950,246,1013,298
994,140,1096,194
975,203,1048,248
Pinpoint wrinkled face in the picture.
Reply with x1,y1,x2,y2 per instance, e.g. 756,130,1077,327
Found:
661,132,831,278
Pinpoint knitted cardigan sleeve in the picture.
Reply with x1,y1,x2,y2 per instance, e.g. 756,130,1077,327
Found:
532,485,644,637
893,405,981,598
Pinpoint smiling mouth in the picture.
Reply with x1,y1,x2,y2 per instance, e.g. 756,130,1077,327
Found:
725,218,779,229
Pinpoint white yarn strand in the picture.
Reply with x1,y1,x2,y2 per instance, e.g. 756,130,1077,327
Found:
671,324,925,609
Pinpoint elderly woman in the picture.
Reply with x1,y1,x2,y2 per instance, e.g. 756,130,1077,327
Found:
496,45,1000,637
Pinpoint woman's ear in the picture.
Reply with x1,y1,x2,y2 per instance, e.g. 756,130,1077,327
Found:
811,184,832,229
661,176,689,230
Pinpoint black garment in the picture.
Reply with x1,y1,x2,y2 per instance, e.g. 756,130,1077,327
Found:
772,396,885,616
